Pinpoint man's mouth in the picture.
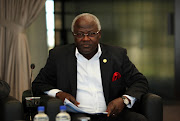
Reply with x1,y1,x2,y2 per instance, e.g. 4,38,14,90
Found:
82,44,91,48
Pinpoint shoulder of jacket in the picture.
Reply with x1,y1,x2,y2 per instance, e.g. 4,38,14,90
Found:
50,43,75,54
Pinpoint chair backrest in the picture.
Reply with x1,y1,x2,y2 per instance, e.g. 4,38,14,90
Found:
0,80,10,99
141,93,163,121
0,96,23,121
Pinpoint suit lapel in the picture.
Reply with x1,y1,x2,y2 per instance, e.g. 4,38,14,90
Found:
99,44,112,104
67,45,77,98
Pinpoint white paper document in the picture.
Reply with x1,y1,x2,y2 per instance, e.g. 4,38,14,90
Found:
64,98,108,114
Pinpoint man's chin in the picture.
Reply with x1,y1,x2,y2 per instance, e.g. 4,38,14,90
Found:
80,51,91,55
79,48,91,54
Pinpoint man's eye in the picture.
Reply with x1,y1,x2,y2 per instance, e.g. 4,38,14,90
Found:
77,33,83,36
76,33,83,37
89,32,96,36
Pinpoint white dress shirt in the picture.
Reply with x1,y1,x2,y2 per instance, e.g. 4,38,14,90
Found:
45,44,136,113
75,44,106,113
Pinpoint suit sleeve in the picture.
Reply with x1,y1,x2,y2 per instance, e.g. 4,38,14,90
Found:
32,49,57,96
122,49,148,100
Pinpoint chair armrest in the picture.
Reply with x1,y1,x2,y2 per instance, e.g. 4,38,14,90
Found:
0,96,23,121
141,93,163,121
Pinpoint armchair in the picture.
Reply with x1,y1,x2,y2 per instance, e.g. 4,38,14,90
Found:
0,96,23,121
140,93,163,121
22,90,163,121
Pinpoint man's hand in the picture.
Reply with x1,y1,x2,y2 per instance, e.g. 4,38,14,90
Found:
106,97,125,117
56,92,80,106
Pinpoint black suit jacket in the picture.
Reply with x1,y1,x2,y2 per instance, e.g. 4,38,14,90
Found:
32,43,148,105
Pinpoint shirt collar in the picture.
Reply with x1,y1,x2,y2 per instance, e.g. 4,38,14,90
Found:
75,44,102,60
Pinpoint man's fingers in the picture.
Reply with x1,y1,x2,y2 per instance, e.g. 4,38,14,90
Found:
107,110,111,117
56,92,78,105
73,101,80,106
106,106,111,117
107,109,116,117
56,92,79,106
69,97,80,106
111,108,118,117
106,98,124,117
106,103,114,117
71,97,80,106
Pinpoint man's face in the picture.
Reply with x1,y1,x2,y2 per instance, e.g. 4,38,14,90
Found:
73,17,101,59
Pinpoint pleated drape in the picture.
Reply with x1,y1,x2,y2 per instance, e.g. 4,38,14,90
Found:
0,0,46,101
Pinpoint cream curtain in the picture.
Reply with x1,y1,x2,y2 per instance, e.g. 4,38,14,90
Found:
0,0,46,101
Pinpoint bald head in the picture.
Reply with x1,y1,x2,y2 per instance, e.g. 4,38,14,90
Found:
71,13,101,32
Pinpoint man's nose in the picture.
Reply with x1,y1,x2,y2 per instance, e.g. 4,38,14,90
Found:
82,34,90,40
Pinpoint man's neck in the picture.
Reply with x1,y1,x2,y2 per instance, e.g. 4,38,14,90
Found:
81,48,98,60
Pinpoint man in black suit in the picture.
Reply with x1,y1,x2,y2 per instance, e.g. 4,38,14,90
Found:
0,80,10,100
32,13,148,121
